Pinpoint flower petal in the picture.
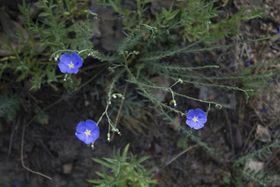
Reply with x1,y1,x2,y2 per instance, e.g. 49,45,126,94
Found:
186,108,207,130
75,120,100,144
58,52,83,74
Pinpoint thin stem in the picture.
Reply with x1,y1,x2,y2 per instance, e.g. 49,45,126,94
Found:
96,69,124,141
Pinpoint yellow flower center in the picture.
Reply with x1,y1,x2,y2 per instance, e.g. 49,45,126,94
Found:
68,62,75,69
84,129,92,137
192,116,199,123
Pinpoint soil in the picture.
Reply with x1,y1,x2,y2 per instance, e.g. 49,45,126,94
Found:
0,0,280,187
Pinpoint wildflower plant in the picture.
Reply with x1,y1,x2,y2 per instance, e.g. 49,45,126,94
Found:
90,0,258,136
0,0,267,137
89,145,156,187
232,142,280,187
0,0,278,186
0,0,94,90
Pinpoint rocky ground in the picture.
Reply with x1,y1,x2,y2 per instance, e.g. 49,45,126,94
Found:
0,0,279,187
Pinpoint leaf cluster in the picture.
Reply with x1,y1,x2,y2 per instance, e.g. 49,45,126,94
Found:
89,145,156,187
86,0,265,134
232,142,280,187
0,0,94,90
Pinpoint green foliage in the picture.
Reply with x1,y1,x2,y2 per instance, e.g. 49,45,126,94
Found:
89,145,156,187
0,0,272,135
0,1,278,186
233,168,280,187
239,169,268,187
0,95,20,123
94,1,260,126
180,0,218,42
176,136,189,150
0,0,95,90
238,60,279,96
232,142,280,187
0,0,271,145
98,0,150,31
234,142,280,167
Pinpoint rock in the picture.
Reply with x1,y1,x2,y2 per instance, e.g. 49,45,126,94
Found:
245,159,264,173
154,143,162,154
255,124,271,143
95,6,123,51
0,9,28,56
170,116,181,131
149,76,170,102
62,163,73,174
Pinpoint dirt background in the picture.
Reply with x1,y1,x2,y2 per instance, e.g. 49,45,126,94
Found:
0,0,280,187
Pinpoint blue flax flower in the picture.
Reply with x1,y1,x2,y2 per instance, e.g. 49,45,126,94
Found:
58,52,83,74
75,120,100,144
186,108,207,130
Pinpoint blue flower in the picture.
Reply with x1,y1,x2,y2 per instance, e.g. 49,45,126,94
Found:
186,108,207,130
58,52,83,74
75,120,100,144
